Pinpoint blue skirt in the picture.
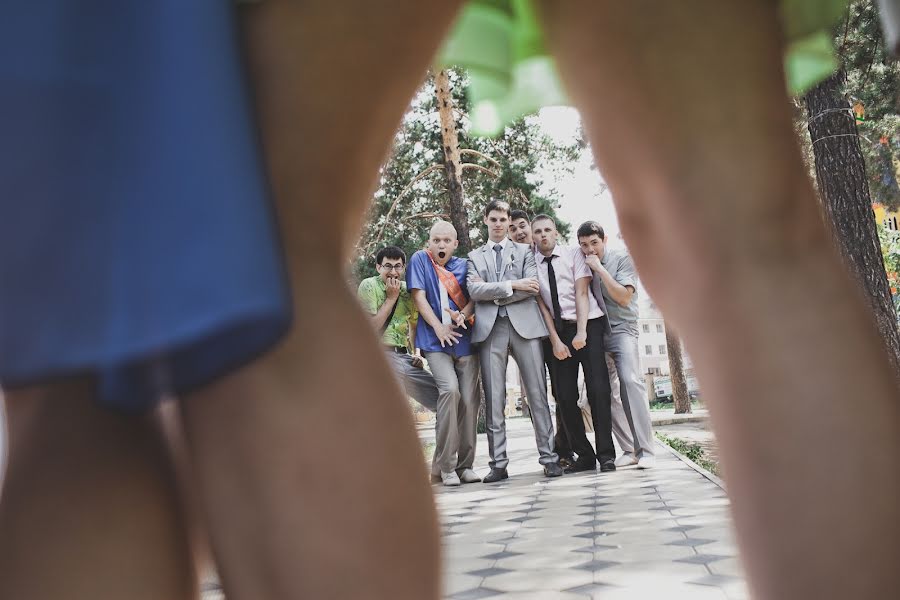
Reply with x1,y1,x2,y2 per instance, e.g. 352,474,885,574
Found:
0,2,291,412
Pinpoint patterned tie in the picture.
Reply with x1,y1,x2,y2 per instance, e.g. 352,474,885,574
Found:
544,255,563,333
494,244,507,317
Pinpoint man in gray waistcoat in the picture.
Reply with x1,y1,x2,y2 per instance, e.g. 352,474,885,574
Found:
577,221,656,469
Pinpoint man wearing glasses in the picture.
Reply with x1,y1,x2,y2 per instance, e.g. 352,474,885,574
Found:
358,246,439,418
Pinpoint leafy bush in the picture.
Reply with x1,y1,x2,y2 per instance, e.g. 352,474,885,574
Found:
656,433,719,476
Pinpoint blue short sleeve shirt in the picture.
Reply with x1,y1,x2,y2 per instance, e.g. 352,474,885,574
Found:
406,250,474,357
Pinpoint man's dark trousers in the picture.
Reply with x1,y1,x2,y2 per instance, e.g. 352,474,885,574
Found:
545,353,574,461
544,317,615,464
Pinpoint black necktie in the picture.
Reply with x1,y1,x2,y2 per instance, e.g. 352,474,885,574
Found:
544,255,563,333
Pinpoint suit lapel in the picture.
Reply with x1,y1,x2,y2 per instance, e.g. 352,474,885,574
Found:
481,244,496,282
502,244,516,279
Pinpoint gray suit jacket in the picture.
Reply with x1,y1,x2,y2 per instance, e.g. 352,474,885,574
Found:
467,241,549,344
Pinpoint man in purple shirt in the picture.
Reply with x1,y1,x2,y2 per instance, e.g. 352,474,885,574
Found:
532,215,616,473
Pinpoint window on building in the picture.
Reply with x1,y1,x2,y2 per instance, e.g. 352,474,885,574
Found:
642,324,650,333
656,323,663,333
659,344,667,355
645,345,652,355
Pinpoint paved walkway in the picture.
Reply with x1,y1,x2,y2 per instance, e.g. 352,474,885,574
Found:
202,415,746,599
432,418,747,599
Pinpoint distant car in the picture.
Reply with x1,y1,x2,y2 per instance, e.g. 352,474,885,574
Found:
653,375,700,401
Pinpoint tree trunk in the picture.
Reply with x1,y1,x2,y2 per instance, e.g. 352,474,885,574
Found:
666,327,691,414
805,69,900,382
434,69,472,252
436,70,484,430
645,372,657,403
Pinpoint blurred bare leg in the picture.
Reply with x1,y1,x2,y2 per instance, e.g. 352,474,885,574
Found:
0,380,196,600
541,1,900,598
180,1,462,599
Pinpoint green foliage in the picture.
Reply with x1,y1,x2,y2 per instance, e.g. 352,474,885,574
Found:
354,70,578,283
649,399,702,411
422,442,435,462
879,222,900,278
839,1,900,209
877,221,900,323
656,433,720,476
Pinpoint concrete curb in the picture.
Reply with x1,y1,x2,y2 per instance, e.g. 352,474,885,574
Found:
650,408,710,426
654,439,726,491
651,414,709,426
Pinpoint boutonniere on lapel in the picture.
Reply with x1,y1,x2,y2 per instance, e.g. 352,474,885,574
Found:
505,253,516,272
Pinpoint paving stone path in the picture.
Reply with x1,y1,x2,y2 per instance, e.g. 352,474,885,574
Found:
433,419,747,599
202,417,748,599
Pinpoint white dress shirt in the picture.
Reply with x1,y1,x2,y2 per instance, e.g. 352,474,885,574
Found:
535,243,603,322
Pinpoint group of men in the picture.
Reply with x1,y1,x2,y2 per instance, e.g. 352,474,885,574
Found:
357,200,655,487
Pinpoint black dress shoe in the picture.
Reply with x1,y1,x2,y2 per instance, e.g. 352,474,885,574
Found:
564,459,597,474
599,459,617,472
558,456,577,469
483,468,509,483
543,462,564,478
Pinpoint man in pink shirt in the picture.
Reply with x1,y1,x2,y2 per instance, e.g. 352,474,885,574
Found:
532,215,615,473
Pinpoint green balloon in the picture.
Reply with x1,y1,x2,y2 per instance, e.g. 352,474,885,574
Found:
437,0,850,136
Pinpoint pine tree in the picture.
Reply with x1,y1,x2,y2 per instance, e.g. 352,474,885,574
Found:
354,70,577,281
802,0,900,379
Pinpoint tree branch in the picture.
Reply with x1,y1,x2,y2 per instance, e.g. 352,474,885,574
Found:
857,37,882,91
459,149,501,169
369,163,445,250
461,163,499,178
839,6,852,57
400,212,450,222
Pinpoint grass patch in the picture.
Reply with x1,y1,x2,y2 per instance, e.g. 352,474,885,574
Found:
649,399,702,411
656,433,719,476
422,442,435,461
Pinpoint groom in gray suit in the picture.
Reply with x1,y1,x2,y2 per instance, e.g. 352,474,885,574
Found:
467,200,563,482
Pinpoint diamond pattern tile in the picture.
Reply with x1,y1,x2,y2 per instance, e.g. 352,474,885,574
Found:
690,574,743,588
565,582,618,594
450,588,505,599
675,554,732,565
574,531,609,540
199,419,749,600
573,559,620,571
667,537,716,547
467,567,514,578
482,550,523,561
666,524,703,533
